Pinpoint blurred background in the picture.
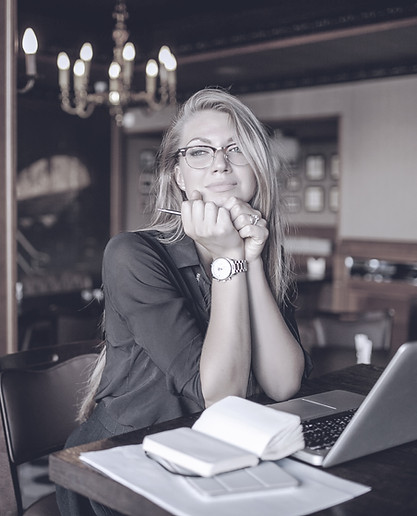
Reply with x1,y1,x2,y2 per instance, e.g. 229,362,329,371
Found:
1,0,417,363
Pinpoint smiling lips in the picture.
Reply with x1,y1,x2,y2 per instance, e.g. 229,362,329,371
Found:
206,181,237,193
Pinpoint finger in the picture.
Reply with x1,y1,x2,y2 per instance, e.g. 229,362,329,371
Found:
233,210,263,231
203,201,220,226
222,196,241,212
224,198,250,221
181,198,205,234
184,200,221,238
190,199,206,223
239,223,269,243
249,214,261,226
190,190,202,201
254,217,267,228
216,206,234,227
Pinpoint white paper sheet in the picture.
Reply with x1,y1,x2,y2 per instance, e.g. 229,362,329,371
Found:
80,444,371,516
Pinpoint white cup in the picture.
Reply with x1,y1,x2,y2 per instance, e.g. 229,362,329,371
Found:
307,257,326,279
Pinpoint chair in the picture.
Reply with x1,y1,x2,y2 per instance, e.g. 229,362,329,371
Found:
309,309,394,377
0,352,98,515
0,339,102,371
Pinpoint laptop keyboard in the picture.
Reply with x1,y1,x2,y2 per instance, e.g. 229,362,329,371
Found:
302,410,357,450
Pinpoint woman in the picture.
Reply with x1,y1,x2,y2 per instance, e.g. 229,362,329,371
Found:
57,87,312,516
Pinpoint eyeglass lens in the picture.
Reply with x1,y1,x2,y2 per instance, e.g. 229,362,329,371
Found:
184,146,248,168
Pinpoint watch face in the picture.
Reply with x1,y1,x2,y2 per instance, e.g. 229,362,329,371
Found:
211,257,232,281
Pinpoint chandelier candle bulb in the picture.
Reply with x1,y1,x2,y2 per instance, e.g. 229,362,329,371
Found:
165,53,177,91
122,42,135,86
158,46,171,87
57,52,70,88
22,28,38,76
146,59,158,95
158,46,172,66
108,61,121,93
73,59,86,92
109,91,121,105
80,42,93,79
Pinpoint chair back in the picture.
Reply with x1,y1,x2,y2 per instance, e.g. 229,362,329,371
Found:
312,309,394,350
0,339,102,371
308,309,395,377
0,352,97,515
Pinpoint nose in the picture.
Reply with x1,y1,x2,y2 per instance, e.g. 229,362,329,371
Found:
212,148,230,172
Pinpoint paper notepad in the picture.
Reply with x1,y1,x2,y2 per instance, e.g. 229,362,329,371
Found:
185,461,299,497
142,396,304,477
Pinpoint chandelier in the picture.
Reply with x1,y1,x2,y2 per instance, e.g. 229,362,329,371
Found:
56,0,177,126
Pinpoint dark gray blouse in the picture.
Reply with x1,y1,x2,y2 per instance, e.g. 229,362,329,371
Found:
96,230,307,431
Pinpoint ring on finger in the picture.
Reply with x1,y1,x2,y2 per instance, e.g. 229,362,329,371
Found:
250,214,260,226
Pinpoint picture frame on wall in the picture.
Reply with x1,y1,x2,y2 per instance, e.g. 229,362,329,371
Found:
330,153,340,180
285,175,302,192
329,185,339,212
283,195,302,213
138,149,157,213
305,154,325,180
304,185,324,212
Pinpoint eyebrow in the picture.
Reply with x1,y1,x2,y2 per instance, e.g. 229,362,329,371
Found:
185,137,235,147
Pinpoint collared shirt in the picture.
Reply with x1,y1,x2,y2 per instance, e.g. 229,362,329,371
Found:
97,230,305,431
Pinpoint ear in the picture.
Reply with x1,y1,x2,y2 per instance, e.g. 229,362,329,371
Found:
174,165,186,192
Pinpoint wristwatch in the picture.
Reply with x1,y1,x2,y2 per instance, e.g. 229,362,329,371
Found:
211,257,248,282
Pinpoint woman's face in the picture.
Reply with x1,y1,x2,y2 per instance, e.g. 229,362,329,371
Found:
175,110,257,207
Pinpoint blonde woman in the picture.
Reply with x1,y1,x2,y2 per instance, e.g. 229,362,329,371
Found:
57,87,312,516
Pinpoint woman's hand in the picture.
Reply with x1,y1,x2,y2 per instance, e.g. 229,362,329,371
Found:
223,197,269,263
181,192,244,260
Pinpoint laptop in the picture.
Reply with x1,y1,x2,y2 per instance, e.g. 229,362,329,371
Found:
269,342,417,467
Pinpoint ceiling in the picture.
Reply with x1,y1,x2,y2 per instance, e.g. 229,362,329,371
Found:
17,0,417,102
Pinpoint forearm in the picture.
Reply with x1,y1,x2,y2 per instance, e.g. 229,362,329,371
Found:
200,274,251,407
247,259,305,401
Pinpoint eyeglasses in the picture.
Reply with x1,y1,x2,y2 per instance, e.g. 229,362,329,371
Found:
177,144,249,169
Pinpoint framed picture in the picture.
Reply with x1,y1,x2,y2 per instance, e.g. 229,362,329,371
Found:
285,175,302,192
305,154,325,180
283,195,302,214
330,154,340,180
304,186,324,212
329,185,339,212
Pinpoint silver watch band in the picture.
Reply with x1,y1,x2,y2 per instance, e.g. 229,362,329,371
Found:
232,259,248,274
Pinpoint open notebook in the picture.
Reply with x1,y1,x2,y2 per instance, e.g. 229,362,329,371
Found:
142,395,304,477
269,342,417,467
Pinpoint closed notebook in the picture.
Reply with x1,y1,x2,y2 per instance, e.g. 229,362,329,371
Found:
142,396,304,477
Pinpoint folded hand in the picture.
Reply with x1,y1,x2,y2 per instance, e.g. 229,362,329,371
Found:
223,197,269,263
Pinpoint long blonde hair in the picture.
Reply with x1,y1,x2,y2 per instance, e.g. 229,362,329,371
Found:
78,87,292,422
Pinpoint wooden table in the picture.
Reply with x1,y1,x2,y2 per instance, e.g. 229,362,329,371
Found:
49,364,417,515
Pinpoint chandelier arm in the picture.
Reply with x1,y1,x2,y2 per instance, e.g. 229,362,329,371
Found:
17,78,36,94
127,92,169,112
60,92,97,118
86,92,110,106
75,103,96,118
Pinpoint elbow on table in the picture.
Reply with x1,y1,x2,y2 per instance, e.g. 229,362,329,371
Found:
202,384,247,409
262,369,304,402
265,384,301,403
